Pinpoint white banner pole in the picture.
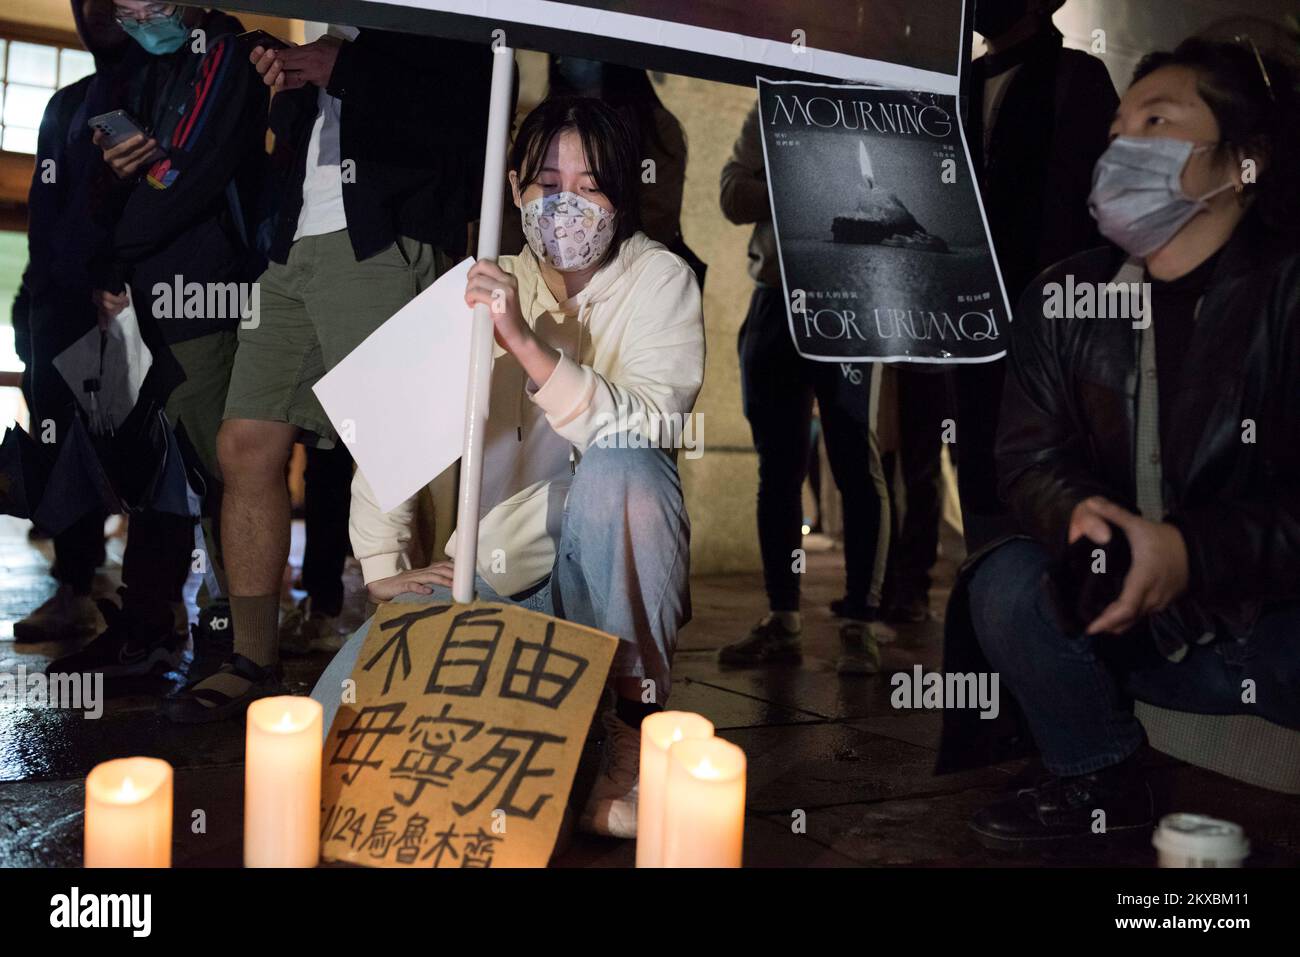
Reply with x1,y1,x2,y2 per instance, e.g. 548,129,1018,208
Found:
453,44,514,604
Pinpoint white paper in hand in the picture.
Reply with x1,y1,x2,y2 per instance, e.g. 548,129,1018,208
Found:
52,288,153,433
313,257,474,513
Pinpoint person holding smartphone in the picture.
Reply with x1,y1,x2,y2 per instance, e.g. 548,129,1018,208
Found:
48,2,268,685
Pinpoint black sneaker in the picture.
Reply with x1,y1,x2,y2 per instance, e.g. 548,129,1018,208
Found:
969,757,1154,852
884,594,930,623
188,600,234,684
46,595,184,679
162,654,285,724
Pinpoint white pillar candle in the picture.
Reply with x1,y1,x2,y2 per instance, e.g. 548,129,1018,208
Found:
85,757,172,867
244,696,322,868
663,737,747,868
636,711,715,868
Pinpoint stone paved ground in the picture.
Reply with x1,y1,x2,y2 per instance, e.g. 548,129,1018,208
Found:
2,515,1297,868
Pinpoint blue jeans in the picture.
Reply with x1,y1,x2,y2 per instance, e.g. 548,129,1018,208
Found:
312,445,691,731
969,539,1300,776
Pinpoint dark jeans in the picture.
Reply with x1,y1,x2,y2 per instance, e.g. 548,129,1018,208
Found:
118,331,237,611
949,358,1014,551
738,284,889,613
301,443,354,617
29,334,105,595
970,538,1300,776
882,366,950,605
121,511,197,606
51,511,106,594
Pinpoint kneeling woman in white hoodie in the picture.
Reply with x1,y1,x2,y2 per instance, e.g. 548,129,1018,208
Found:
312,97,705,839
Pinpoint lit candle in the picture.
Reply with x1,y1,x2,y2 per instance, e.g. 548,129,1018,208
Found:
245,696,322,868
662,737,746,868
85,757,172,867
636,711,715,868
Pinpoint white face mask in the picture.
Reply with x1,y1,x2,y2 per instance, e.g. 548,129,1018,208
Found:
1088,136,1237,258
520,191,616,272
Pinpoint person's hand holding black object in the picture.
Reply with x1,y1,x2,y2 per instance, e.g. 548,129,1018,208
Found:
1044,516,1130,636
1066,496,1190,635
91,289,129,331
92,130,159,179
250,36,342,92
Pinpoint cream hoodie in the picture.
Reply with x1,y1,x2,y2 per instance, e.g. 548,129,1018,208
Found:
350,231,705,596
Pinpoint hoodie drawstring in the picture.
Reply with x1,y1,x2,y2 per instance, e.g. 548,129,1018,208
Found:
517,298,590,464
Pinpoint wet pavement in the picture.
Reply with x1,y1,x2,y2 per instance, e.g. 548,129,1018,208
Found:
2,514,1297,868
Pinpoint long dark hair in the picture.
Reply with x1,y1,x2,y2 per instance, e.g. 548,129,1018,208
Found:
509,96,642,255
1133,37,1300,236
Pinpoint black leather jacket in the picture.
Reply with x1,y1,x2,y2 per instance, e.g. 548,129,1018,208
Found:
997,211,1300,635
935,213,1300,774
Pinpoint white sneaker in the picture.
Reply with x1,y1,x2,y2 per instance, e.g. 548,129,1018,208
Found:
13,584,101,643
578,710,640,838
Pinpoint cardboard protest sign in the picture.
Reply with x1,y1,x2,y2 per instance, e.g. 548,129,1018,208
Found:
321,601,617,868
758,78,1010,365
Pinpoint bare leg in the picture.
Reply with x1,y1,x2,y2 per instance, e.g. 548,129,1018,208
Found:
214,417,299,680
218,418,299,598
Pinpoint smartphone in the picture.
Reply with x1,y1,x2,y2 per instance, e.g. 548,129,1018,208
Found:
88,109,166,165
88,109,151,148
238,29,289,52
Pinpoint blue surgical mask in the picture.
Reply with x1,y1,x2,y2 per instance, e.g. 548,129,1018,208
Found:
1088,136,1236,258
119,9,190,56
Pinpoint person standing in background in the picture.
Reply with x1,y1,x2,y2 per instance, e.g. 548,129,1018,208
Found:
12,0,129,644
878,366,951,624
951,0,1118,551
717,102,891,676
277,442,353,656
163,26,492,722
48,1,268,684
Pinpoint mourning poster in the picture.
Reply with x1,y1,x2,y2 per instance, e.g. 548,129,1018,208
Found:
758,78,1011,364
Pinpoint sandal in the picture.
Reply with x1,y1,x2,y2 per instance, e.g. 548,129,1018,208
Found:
162,653,285,724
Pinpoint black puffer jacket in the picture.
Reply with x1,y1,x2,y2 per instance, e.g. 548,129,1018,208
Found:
936,210,1300,773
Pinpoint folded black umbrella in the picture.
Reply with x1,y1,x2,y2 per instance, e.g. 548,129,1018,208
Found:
0,424,55,519
141,408,194,517
96,395,190,515
31,415,121,536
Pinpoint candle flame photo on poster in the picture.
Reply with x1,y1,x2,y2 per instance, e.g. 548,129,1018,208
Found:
758,79,1012,364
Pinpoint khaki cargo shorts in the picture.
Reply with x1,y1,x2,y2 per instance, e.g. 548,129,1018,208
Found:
223,229,450,447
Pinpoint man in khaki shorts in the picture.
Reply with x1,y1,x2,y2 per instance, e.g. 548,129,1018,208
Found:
164,24,491,722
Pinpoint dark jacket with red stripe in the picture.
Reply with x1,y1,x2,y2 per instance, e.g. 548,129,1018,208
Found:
264,29,492,265
97,9,267,345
